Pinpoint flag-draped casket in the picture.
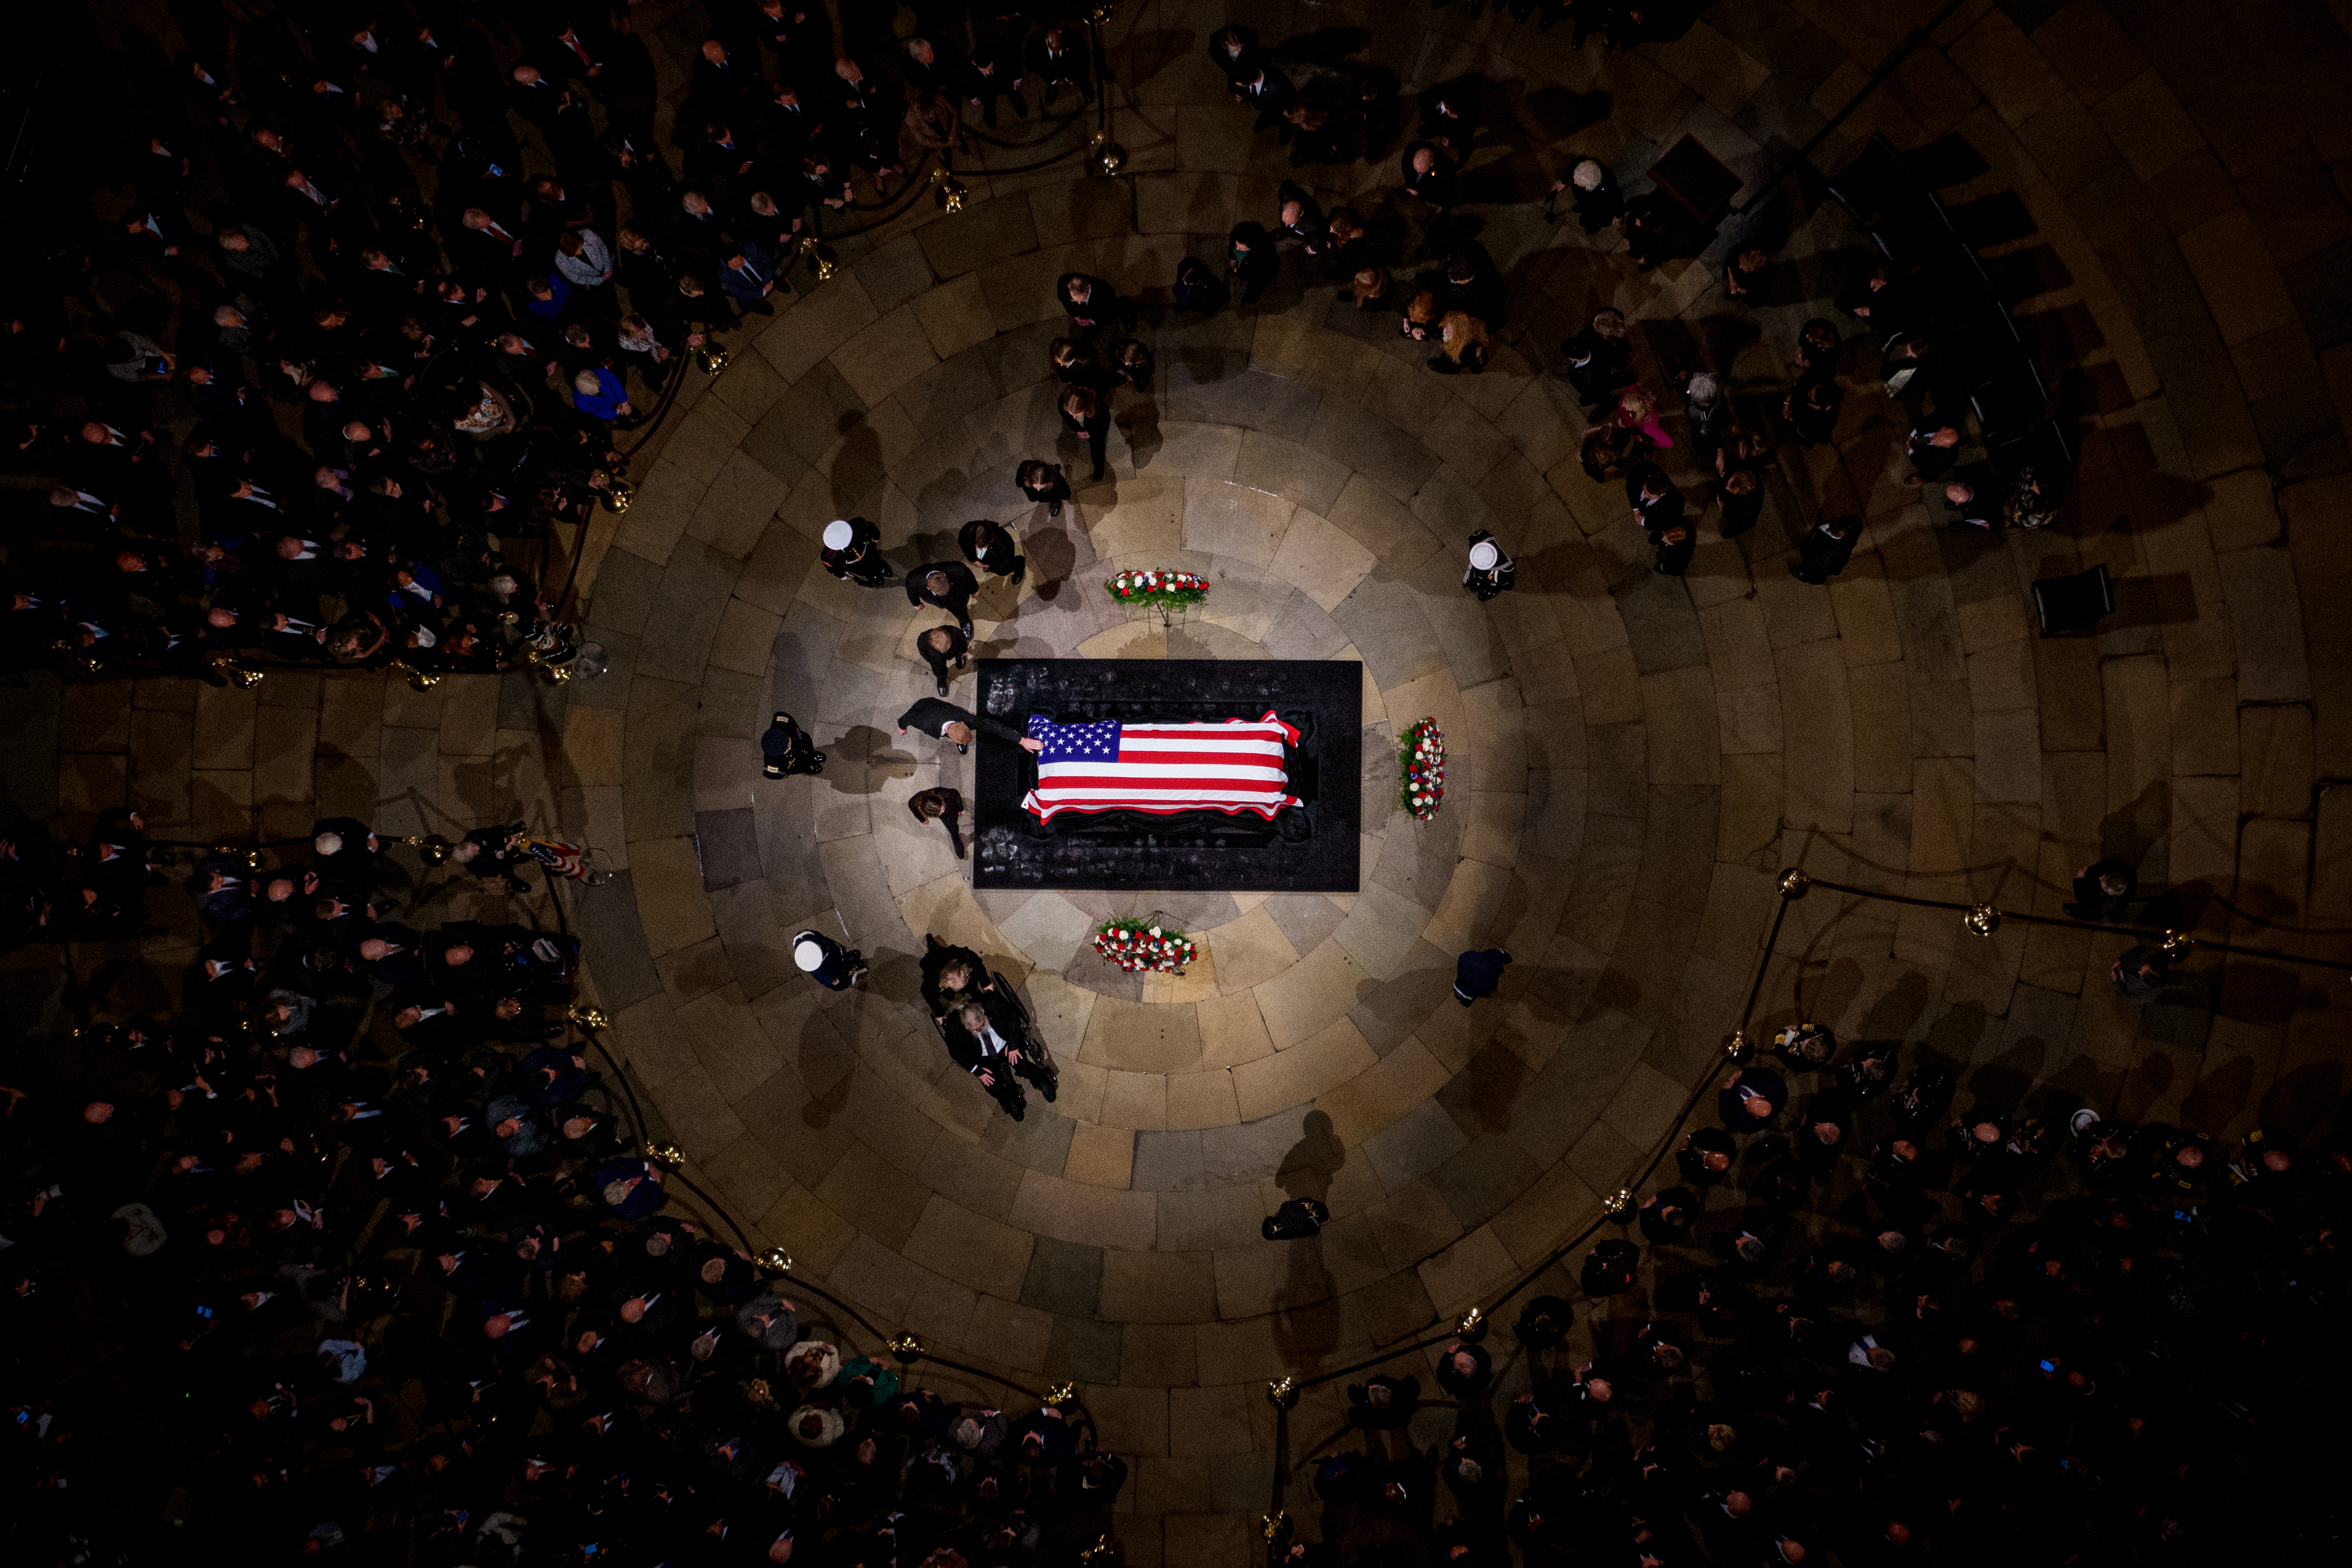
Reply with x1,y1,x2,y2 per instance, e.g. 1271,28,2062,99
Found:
1019,712,1302,822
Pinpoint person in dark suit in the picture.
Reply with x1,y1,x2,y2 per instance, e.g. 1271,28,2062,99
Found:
1553,157,1622,232
916,625,968,697
1174,258,1231,321
1419,82,1479,161
1903,421,1963,487
908,787,967,859
1061,386,1112,482
1790,516,1860,584
1345,1374,1421,1430
311,817,383,881
1941,465,1999,531
1715,468,1763,538
901,36,971,99
761,712,824,777
2110,944,2169,1005
1627,464,1683,532
1026,23,1094,106
906,562,979,634
1274,183,1327,253
1226,222,1278,306
1454,948,1512,1005
1719,1067,1788,1132
1561,310,1633,412
958,520,1025,584
1110,338,1154,393
1650,517,1694,577
1056,272,1130,334
896,699,1039,756
2067,860,2137,921
1209,26,1265,90
945,990,1054,1119
1237,65,1294,134
821,518,892,585
1723,245,1772,303
791,928,865,990
1620,192,1681,271
1017,459,1070,517
1402,141,1456,208
1627,465,1691,575
1438,248,1506,327
1262,1197,1330,1239
1785,377,1842,449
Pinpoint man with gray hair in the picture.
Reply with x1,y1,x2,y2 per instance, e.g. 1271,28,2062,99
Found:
1551,156,1622,231
1681,370,1727,451
311,816,381,880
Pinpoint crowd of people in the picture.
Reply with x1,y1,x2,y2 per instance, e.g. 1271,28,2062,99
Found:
0,2,2220,1562
0,0,1139,682
2,797,1128,1562
1294,1021,2345,1565
0,5,1152,1559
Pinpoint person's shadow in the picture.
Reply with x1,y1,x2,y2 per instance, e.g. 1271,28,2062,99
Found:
822,725,915,796
1277,1109,1346,1199
1117,395,1164,473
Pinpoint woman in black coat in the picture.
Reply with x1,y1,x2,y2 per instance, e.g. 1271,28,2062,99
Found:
1016,458,1070,516
1060,385,1111,481
1227,221,1277,306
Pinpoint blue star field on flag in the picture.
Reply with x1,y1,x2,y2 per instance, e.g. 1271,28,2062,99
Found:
1030,714,1121,762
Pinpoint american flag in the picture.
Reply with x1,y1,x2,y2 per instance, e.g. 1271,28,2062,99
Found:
1021,711,1302,822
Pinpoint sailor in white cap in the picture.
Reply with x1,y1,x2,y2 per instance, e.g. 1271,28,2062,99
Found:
818,516,892,586
1463,529,1516,602
791,929,866,990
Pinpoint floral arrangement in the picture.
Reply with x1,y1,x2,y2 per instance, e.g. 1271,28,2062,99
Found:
1399,717,1446,820
1092,917,1198,974
1106,569,1209,613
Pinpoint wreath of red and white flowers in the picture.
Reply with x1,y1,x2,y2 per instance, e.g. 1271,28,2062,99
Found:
1092,918,1198,974
1399,717,1446,820
1105,569,1210,613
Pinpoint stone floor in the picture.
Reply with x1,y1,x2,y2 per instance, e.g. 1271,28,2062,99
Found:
11,2,2352,1564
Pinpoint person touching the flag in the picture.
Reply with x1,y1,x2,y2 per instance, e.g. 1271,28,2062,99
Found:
897,698,1042,757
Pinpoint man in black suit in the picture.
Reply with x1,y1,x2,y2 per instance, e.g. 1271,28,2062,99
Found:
916,625,968,697
906,562,980,635
1630,466,1693,576
944,990,1054,1120
1941,465,1999,531
1238,66,1294,134
1627,464,1683,531
457,206,532,284
1790,516,1861,584
1056,272,1131,334
1418,82,1479,161
2067,860,2137,921
1903,421,1963,487
1027,24,1095,106
1402,142,1456,208
897,699,1041,756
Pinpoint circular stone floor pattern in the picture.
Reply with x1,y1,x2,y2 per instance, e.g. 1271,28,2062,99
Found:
541,2,2352,1561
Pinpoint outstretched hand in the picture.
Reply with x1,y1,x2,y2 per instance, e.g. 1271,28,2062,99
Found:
1019,738,1044,753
